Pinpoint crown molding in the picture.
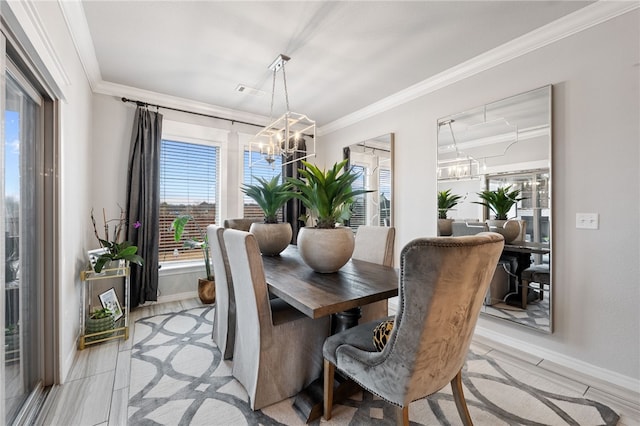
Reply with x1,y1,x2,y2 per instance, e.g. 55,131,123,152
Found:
319,1,640,135
58,0,101,91
94,80,270,127
6,0,70,89
55,0,638,134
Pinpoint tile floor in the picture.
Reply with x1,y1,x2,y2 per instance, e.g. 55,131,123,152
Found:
38,298,640,425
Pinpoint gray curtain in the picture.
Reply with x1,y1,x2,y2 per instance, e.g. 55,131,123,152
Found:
126,106,162,307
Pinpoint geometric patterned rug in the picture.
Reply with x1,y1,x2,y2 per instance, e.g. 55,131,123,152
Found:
128,306,619,425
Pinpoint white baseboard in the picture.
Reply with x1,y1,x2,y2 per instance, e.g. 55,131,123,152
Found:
474,325,640,395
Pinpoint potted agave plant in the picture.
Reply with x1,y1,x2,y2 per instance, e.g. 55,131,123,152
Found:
437,189,463,236
171,215,215,304
241,174,294,256
474,185,525,243
287,159,371,273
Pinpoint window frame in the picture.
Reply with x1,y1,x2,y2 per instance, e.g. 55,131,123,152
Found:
159,120,227,267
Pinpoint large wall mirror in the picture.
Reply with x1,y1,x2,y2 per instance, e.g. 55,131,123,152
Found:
344,133,394,230
437,86,552,333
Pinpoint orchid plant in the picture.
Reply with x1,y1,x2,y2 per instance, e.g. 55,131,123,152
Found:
91,207,144,273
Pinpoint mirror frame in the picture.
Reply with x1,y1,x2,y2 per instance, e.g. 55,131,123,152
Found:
344,133,395,229
436,86,552,333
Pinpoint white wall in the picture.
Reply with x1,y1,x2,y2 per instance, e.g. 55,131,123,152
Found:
316,10,640,387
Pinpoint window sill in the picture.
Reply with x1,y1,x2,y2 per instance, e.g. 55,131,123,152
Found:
159,260,205,277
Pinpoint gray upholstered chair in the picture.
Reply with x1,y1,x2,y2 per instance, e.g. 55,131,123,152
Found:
206,224,235,360
323,233,505,425
352,226,396,323
223,229,331,410
520,263,550,308
451,221,489,236
223,217,262,232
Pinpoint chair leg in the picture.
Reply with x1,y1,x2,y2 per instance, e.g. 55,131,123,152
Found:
451,369,473,426
323,359,335,420
395,406,409,426
521,278,529,309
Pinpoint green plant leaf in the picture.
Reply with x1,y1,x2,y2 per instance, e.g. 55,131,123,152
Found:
287,160,373,229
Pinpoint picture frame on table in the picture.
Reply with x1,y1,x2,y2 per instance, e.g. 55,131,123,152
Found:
98,288,123,321
87,247,108,272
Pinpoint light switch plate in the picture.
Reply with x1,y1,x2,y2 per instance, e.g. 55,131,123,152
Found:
576,213,599,229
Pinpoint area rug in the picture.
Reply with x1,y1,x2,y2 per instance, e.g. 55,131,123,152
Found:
128,306,619,425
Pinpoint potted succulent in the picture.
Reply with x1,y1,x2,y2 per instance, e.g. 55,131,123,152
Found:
287,159,371,273
171,214,215,304
85,307,115,342
474,185,525,242
241,174,294,255
90,207,144,273
437,189,463,236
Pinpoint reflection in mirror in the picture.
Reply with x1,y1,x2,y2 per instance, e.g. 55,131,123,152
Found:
344,133,394,230
437,86,552,333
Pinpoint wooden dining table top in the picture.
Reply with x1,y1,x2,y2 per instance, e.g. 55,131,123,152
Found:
261,245,399,319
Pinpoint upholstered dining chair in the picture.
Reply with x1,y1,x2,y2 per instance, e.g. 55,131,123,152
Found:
223,217,262,232
206,225,236,360
223,229,331,410
352,226,396,324
323,232,504,425
520,263,550,308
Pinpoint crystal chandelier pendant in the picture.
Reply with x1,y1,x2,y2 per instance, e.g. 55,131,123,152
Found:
248,54,316,168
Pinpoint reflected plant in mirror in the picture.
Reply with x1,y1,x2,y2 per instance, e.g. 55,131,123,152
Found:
437,86,552,333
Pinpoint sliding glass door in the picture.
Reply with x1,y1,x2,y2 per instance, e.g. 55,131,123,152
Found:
3,58,44,425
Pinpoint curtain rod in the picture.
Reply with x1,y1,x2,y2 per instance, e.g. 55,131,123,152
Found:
121,97,265,129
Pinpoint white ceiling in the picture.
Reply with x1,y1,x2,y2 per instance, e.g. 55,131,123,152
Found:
73,1,594,127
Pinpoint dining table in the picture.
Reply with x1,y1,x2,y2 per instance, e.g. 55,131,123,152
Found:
260,244,399,422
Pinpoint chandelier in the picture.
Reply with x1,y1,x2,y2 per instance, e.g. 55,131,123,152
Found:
249,54,316,168
437,118,480,181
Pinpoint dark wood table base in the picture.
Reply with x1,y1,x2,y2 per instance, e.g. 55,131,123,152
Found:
292,374,361,423
293,309,363,423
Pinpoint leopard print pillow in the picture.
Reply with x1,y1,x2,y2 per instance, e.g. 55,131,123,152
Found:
372,319,395,351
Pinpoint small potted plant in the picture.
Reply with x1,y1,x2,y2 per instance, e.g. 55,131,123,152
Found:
241,174,294,255
90,207,144,273
171,214,215,304
85,307,115,342
437,189,463,236
474,185,525,242
287,159,371,273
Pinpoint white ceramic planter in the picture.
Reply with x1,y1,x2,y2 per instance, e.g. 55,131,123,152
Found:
249,222,292,256
486,219,521,243
437,218,454,236
297,226,355,273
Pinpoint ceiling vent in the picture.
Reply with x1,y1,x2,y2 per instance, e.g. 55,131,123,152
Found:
235,84,265,96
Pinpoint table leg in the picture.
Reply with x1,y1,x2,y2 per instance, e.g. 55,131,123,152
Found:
292,373,360,423
332,307,361,334
294,307,362,422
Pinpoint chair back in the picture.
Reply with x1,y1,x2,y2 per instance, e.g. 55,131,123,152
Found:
223,218,263,232
352,226,395,267
451,221,489,236
357,233,503,406
222,229,275,348
207,225,235,359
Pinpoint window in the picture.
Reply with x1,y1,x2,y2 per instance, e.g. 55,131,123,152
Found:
159,139,219,262
349,164,367,230
242,150,283,221
379,167,391,226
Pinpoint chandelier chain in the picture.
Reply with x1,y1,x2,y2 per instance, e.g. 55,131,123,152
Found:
282,63,290,111
269,68,277,123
